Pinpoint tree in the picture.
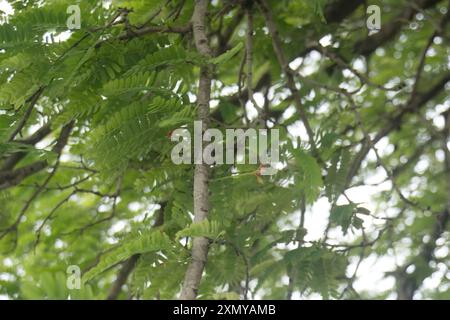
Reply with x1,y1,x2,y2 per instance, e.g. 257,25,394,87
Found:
0,0,448,300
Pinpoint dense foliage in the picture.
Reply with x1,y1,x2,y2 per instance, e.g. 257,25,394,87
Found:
0,0,449,300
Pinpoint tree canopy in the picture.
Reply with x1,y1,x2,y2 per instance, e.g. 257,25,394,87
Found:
0,0,449,300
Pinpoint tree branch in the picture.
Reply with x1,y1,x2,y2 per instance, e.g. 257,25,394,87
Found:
345,73,450,188
1,123,53,172
0,121,73,190
0,121,74,240
257,0,317,153
179,0,213,300
324,0,365,23
106,202,166,300
8,86,45,141
354,0,442,56
395,113,450,299
106,254,139,300
0,161,48,190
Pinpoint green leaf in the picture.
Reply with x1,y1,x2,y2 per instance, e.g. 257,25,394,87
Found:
209,42,244,65
330,204,356,234
83,230,173,283
356,207,371,215
175,219,224,241
294,149,323,203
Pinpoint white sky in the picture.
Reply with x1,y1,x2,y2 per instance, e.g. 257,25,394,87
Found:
0,0,446,300
0,1,12,15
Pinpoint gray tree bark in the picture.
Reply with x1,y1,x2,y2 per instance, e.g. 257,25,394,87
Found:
179,0,213,300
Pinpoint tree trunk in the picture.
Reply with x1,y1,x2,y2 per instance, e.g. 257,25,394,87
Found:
179,0,213,300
